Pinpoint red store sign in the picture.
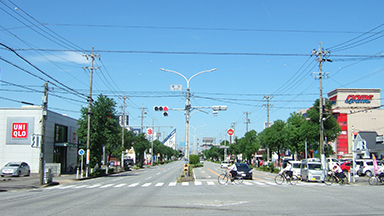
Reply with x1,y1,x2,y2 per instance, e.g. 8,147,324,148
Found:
345,95,374,104
12,123,28,138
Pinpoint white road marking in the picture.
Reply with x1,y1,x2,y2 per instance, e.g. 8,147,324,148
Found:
194,181,202,186
207,181,215,186
155,182,164,187
100,184,113,188
114,183,126,188
128,183,139,187
182,182,189,186
87,184,102,188
141,183,152,187
169,182,177,186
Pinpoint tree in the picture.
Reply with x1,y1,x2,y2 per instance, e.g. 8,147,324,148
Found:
286,112,307,159
305,98,341,155
132,133,150,166
77,94,120,167
259,120,289,166
236,130,260,162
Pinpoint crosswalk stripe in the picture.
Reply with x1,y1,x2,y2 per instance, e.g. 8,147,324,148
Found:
194,181,202,186
155,182,164,187
75,185,88,188
142,183,152,187
87,184,101,188
182,182,189,186
169,182,177,186
243,182,253,185
100,184,113,188
207,181,215,186
128,183,139,187
114,183,126,188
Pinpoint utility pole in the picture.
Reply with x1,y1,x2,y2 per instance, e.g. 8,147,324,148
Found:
119,94,129,169
244,111,251,133
263,93,273,161
83,47,100,177
39,82,48,185
140,106,147,133
312,42,331,169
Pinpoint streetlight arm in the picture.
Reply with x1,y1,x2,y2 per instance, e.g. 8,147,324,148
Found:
160,68,188,83
188,68,217,84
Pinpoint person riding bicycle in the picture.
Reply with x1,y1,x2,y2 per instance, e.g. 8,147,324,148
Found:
332,163,345,182
228,160,237,181
377,163,384,182
279,161,293,179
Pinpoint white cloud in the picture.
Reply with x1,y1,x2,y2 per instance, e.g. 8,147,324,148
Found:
34,51,89,64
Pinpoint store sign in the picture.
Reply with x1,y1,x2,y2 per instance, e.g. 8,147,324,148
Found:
12,123,28,138
345,95,374,104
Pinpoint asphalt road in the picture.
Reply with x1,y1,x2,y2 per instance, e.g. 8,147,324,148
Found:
0,161,383,216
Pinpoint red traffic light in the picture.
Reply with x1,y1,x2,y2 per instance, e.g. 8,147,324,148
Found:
163,106,168,112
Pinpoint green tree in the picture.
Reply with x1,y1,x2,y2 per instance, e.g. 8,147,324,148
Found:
259,120,289,166
237,130,260,162
77,94,120,167
132,133,150,166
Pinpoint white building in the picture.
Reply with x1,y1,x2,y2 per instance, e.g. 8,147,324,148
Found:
0,106,79,174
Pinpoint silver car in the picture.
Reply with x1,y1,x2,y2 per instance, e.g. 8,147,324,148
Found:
1,162,30,177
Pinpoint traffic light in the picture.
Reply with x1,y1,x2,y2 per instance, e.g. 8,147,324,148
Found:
153,106,169,117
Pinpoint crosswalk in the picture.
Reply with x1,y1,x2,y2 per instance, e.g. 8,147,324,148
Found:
43,180,351,191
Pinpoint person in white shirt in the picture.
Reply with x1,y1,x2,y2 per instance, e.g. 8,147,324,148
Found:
280,161,293,178
332,163,345,182
228,161,237,181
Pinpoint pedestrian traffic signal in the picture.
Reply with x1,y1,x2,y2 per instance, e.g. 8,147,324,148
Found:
154,106,169,117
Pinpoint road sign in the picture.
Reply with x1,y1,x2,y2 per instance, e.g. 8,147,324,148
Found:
147,128,153,135
78,149,85,156
227,128,234,136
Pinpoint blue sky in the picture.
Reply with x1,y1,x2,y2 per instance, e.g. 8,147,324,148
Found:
1,1,384,148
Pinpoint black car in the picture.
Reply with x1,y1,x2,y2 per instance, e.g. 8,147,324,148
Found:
236,163,253,180
124,159,135,167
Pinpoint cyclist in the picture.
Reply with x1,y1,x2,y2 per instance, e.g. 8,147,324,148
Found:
332,163,344,182
279,161,292,179
228,161,237,181
377,163,384,182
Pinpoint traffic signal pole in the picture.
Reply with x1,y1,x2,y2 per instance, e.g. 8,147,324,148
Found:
160,68,217,162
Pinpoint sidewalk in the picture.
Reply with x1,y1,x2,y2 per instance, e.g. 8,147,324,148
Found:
0,173,81,192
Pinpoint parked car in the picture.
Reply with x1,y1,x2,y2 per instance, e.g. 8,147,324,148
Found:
235,163,253,180
1,162,30,177
124,159,135,167
339,161,360,175
326,158,339,171
290,161,302,178
356,159,376,176
220,161,230,169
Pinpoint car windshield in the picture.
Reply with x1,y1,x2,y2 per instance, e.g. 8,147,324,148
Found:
308,164,323,170
236,163,249,169
5,163,20,167
292,163,301,168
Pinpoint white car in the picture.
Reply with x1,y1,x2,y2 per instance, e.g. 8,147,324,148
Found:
356,159,378,176
1,162,30,177
220,161,230,169
290,161,302,177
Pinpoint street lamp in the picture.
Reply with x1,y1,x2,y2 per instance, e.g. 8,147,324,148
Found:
160,68,217,162
191,124,206,155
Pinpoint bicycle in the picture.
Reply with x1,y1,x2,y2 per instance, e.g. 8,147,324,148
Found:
274,172,299,185
368,174,384,186
324,171,347,186
218,171,243,185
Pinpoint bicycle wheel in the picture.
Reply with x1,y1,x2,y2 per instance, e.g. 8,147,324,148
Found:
234,175,243,185
324,175,333,186
218,173,228,185
289,175,299,185
339,177,347,186
274,174,285,185
368,176,378,186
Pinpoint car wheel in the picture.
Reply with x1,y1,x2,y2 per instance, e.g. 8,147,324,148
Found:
18,170,21,177
365,170,372,177
25,170,30,177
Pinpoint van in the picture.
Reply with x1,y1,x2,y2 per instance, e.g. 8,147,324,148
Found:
355,159,378,176
300,159,325,182
290,161,302,178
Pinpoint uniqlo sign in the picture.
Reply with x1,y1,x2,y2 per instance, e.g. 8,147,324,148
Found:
12,123,28,138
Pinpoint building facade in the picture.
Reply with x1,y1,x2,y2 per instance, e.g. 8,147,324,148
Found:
328,88,384,159
0,107,79,173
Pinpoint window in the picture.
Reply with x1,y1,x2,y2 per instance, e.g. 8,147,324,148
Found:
55,124,68,143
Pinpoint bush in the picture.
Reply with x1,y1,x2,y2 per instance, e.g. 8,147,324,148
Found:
189,154,200,165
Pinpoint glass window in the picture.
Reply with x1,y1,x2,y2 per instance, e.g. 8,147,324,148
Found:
308,164,323,170
55,124,68,143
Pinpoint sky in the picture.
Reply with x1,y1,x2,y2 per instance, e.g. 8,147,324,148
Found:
1,1,384,149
